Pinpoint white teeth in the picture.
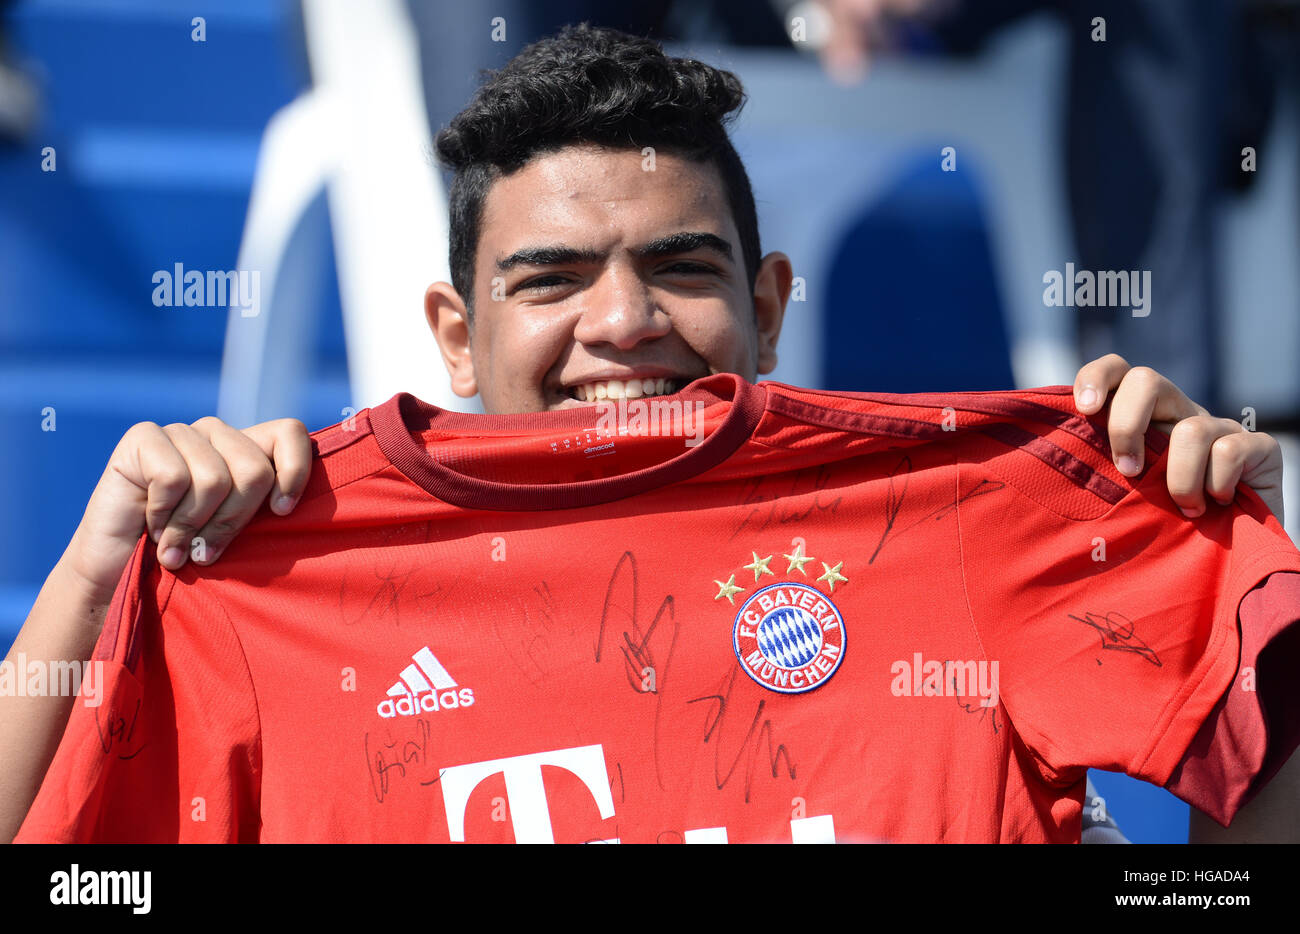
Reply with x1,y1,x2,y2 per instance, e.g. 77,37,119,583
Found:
569,377,679,401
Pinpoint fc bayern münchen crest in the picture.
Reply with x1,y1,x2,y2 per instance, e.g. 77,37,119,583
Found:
732,582,846,694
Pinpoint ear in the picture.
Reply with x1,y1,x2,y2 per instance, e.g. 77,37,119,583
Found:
752,251,793,375
424,281,478,398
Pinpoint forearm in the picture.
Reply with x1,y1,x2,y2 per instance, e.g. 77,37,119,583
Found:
0,541,113,843
1188,748,1300,843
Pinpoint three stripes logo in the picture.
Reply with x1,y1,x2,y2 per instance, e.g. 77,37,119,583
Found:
376,646,475,718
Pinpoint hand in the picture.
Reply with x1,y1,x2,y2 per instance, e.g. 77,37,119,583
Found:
64,416,313,605
1073,354,1284,524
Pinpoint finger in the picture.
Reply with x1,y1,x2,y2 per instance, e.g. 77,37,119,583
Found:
237,417,312,513
1104,366,1165,476
1146,381,1210,429
154,423,234,568
183,417,280,564
1202,433,1247,509
1206,430,1282,511
1072,353,1130,414
1164,416,1242,517
116,422,193,545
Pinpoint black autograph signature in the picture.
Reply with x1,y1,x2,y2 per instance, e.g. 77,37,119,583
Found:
869,455,1006,564
594,551,679,790
686,669,795,803
941,659,1001,733
364,717,445,803
495,581,576,685
730,465,843,540
94,695,146,760
1068,610,1162,666
339,560,443,627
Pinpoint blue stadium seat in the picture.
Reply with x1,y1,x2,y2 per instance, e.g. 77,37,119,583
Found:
1,0,348,641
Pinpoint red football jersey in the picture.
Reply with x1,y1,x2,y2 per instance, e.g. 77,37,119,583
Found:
17,374,1300,843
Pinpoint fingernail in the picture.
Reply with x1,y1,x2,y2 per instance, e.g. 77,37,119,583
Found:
275,494,295,512
1116,455,1139,476
1078,387,1098,408
1181,505,1204,518
161,547,185,568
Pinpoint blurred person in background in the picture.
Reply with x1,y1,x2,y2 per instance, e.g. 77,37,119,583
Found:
0,0,37,145
794,0,1300,425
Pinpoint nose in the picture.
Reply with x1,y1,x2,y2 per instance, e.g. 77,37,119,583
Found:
572,260,670,351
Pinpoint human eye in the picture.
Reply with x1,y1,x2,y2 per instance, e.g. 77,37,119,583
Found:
517,273,574,292
660,261,719,276
667,261,714,272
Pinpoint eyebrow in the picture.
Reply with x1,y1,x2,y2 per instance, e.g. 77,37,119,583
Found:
494,231,734,272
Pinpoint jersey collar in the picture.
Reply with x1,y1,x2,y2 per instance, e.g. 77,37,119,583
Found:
369,373,767,510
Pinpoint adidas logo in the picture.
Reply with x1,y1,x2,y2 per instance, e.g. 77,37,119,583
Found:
377,646,475,719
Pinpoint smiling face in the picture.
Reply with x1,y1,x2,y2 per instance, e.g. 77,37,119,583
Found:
425,144,792,413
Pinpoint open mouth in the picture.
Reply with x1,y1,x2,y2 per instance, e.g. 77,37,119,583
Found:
567,378,681,403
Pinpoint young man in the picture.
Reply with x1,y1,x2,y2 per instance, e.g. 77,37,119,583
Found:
6,26,1295,844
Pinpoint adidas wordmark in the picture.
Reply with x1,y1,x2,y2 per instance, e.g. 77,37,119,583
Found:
377,646,475,718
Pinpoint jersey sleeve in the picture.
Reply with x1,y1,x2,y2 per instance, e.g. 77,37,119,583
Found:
958,435,1300,827
13,535,261,842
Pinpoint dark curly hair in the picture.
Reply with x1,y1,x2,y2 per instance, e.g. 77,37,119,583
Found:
435,24,761,319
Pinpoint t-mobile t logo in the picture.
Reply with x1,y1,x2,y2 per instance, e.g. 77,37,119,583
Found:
439,744,837,843
441,744,615,844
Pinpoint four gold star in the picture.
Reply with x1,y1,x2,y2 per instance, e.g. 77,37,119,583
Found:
783,543,814,575
817,561,848,592
713,574,745,605
710,542,848,602
743,552,775,581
